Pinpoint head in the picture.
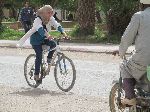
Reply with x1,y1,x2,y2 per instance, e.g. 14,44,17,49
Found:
25,2,29,8
140,0,150,11
37,5,54,24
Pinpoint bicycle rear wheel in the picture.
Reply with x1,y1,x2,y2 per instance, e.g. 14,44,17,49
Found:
54,54,76,92
109,83,126,112
24,54,40,88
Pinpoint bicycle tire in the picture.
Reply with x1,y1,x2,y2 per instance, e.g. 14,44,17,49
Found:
54,54,76,92
109,83,124,112
24,54,40,88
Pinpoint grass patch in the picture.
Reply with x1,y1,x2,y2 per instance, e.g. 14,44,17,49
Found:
0,26,24,40
0,25,121,44
49,31,62,37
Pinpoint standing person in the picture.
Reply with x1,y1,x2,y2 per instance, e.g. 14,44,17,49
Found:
113,0,150,106
20,2,33,33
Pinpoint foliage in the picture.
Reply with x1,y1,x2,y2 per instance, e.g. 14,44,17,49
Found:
0,0,4,32
56,0,77,11
96,0,101,11
98,0,139,35
0,26,24,40
69,25,80,37
69,25,109,43
99,0,138,14
2,18,16,22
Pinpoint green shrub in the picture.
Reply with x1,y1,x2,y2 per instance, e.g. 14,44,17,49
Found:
69,25,80,38
93,28,107,42
0,26,24,40
2,18,16,22
69,25,107,42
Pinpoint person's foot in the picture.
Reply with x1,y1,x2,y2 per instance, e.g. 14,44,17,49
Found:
121,98,136,106
34,75,42,84
34,75,40,81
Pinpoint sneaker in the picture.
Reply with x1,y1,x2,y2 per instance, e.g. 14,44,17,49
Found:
34,75,42,84
121,98,136,106
34,75,40,81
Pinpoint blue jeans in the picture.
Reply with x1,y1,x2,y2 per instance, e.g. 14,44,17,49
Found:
32,40,56,75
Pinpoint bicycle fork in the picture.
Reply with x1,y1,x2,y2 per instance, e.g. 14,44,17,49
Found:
118,72,123,106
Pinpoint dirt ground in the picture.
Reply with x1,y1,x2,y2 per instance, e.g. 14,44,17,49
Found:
0,84,109,112
0,48,121,112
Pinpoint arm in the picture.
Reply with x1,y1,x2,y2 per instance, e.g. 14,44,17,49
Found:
17,17,47,47
119,12,140,58
48,17,67,36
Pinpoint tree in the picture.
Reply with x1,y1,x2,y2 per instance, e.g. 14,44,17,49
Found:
99,0,139,35
77,0,96,37
56,0,77,11
0,0,4,32
30,0,59,8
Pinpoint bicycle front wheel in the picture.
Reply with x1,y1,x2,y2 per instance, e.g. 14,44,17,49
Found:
24,54,39,88
54,54,76,92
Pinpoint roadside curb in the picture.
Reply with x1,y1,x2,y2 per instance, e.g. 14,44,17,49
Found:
0,40,134,54
0,45,114,54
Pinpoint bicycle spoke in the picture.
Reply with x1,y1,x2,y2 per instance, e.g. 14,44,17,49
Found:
24,54,39,88
54,55,76,92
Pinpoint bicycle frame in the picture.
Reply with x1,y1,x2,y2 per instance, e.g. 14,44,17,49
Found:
41,39,65,76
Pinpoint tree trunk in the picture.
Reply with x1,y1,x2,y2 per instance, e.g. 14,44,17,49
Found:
77,0,96,37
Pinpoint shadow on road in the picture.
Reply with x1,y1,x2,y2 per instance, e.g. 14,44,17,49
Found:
10,88,74,97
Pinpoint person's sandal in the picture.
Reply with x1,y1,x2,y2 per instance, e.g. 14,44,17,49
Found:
121,98,136,107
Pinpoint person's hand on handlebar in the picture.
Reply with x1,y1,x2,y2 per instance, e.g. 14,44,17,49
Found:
62,32,67,37
47,35,53,40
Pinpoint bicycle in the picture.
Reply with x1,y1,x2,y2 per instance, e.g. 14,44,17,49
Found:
109,56,150,112
24,38,76,92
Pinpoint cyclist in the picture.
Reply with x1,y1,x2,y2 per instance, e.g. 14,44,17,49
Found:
113,0,150,106
29,5,67,82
